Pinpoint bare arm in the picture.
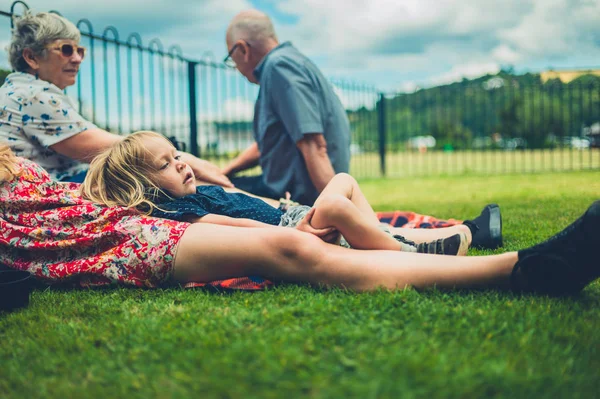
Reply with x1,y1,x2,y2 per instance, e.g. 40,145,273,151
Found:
221,142,260,176
49,128,121,163
296,133,336,193
187,213,272,228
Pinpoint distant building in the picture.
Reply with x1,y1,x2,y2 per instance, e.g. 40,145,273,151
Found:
483,77,505,90
540,69,600,83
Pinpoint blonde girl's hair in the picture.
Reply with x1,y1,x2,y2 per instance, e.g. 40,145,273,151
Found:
0,145,22,183
80,131,176,214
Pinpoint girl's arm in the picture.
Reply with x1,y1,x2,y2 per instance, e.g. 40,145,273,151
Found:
185,214,273,228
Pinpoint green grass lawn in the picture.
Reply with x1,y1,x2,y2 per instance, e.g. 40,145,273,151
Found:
1,171,599,398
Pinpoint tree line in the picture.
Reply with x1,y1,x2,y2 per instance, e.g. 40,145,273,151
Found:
349,70,600,151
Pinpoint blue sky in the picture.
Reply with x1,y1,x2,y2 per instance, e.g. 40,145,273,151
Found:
1,0,600,92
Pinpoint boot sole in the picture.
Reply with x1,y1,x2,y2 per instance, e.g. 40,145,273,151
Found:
488,205,503,248
457,232,469,256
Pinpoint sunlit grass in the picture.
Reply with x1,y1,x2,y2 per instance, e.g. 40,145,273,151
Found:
1,171,599,398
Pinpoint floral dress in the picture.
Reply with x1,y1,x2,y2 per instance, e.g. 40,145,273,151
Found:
0,158,189,287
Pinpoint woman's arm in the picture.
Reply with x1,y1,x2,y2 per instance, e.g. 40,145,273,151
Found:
50,128,121,163
186,214,273,228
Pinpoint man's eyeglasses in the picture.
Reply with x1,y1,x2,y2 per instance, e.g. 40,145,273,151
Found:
223,41,250,68
49,43,86,60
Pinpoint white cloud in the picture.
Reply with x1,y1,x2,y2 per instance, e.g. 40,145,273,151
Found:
17,0,253,59
497,0,571,57
332,84,378,110
274,0,600,87
491,44,521,65
397,81,419,93
428,62,501,86
221,97,254,121
276,0,528,54
3,0,599,91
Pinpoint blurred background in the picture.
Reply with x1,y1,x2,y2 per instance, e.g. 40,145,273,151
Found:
1,0,598,178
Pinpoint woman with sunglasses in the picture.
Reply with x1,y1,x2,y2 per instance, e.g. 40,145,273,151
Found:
0,10,232,187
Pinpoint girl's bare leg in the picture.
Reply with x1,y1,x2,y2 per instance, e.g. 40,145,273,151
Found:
310,173,401,250
314,173,473,246
314,173,380,223
172,224,516,291
309,173,471,249
311,193,404,250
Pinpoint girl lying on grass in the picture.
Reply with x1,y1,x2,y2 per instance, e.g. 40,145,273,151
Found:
0,143,598,295
81,131,471,256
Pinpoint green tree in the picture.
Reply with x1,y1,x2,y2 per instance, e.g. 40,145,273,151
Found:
352,71,600,151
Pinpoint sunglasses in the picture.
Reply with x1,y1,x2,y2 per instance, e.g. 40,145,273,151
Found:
49,43,86,59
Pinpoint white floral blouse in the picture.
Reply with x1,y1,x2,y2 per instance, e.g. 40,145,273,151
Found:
0,72,95,180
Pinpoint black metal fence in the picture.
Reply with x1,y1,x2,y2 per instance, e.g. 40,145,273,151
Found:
370,77,600,177
1,1,598,179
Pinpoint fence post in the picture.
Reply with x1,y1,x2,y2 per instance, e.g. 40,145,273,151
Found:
377,93,387,176
187,61,199,157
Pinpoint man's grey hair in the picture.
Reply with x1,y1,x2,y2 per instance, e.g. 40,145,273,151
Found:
8,11,81,72
227,11,278,48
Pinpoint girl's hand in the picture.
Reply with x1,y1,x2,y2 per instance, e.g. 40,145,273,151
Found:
295,207,339,243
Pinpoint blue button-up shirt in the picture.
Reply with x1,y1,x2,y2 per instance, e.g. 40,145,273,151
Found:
253,42,350,205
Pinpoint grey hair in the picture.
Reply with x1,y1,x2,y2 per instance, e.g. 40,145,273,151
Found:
227,11,278,47
8,11,81,72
